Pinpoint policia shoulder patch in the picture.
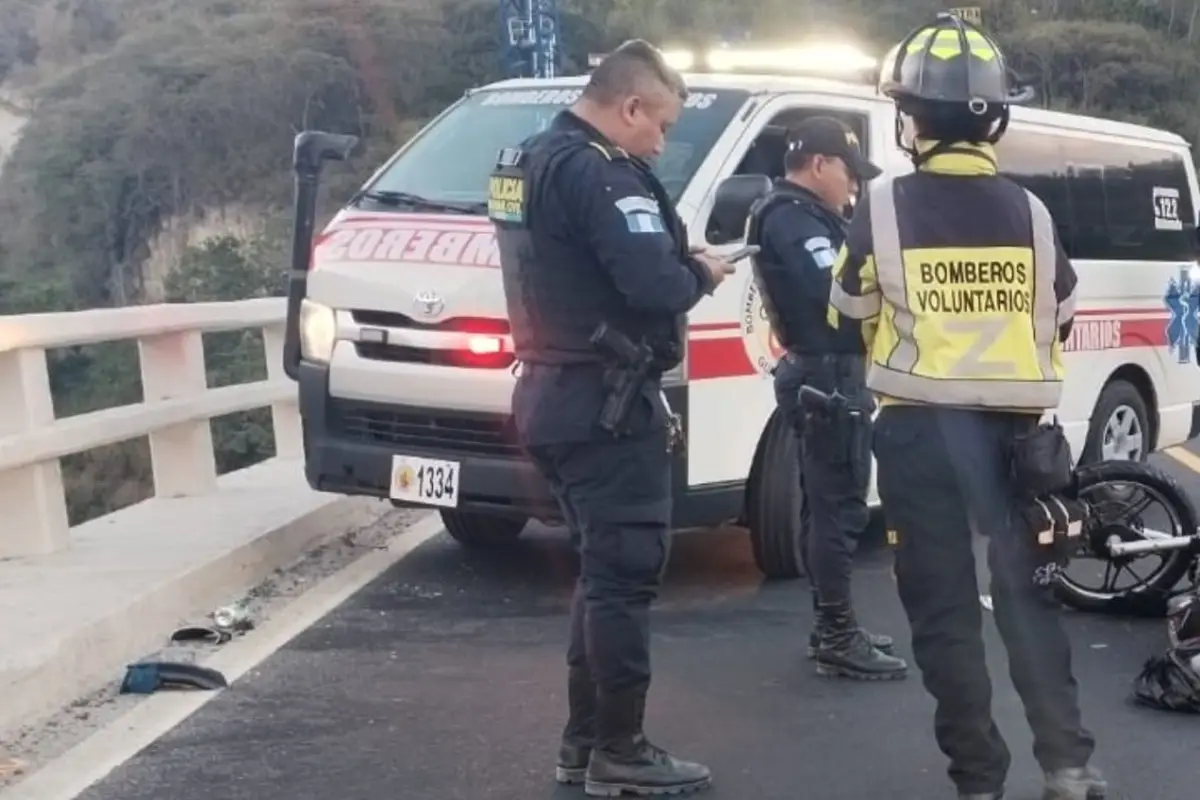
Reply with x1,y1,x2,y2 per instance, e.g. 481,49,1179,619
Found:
488,146,526,225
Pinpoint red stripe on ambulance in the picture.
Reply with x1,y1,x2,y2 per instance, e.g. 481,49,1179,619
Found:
687,312,1174,381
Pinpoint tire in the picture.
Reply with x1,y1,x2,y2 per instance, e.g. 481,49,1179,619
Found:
744,408,807,580
1053,459,1196,616
440,510,527,547
1080,379,1150,465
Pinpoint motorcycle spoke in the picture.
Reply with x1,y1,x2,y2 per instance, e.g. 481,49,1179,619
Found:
1101,561,1119,593
1126,492,1154,521
1093,491,1153,527
1120,560,1148,587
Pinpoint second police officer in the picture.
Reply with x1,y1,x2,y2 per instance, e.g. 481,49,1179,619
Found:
488,40,734,797
746,117,908,681
827,14,1106,800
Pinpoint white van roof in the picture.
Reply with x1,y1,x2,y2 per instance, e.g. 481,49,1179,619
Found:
476,73,1189,149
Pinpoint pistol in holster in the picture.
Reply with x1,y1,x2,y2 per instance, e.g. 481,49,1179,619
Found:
590,323,683,451
803,387,861,464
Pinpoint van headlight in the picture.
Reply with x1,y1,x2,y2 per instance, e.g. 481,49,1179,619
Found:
299,299,337,363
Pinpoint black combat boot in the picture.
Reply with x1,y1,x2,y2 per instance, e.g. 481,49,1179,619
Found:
814,602,908,680
556,666,596,784
805,592,895,659
1043,766,1107,800
584,689,712,797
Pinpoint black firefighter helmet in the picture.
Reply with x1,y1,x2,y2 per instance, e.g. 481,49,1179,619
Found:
877,13,1031,153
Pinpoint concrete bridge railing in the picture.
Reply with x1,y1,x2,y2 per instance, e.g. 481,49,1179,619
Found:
0,298,300,557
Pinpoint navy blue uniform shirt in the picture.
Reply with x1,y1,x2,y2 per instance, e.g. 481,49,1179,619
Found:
509,111,715,445
753,180,863,355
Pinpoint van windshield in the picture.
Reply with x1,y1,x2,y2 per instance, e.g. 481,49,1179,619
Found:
362,86,750,211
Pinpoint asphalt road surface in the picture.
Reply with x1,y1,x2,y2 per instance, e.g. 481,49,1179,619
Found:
77,454,1200,800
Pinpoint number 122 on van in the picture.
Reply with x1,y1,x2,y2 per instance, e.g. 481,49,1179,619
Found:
390,455,460,508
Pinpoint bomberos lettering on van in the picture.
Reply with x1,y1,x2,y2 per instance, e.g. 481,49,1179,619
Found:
913,259,1032,314
315,222,500,267
1061,319,1122,352
740,275,785,375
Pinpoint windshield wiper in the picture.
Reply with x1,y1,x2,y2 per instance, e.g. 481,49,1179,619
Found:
354,189,486,215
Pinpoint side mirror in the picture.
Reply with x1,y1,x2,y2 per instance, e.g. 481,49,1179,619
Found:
708,174,772,245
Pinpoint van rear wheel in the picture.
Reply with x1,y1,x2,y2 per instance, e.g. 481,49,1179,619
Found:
744,408,807,580
440,510,527,547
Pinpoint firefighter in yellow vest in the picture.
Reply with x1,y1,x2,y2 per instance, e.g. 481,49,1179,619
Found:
827,14,1107,800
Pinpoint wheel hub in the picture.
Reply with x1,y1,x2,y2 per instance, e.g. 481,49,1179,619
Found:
1101,404,1144,461
1086,522,1139,563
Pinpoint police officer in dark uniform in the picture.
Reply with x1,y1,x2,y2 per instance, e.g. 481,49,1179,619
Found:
828,15,1106,800
488,40,734,797
746,117,908,682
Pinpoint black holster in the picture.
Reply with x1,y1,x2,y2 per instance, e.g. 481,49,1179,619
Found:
811,406,853,458
795,354,870,487
1009,418,1074,499
805,401,864,478
597,365,648,437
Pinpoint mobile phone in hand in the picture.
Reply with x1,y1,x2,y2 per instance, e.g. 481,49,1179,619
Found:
725,244,760,263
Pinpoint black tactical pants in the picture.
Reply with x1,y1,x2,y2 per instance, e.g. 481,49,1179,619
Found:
526,428,672,696
774,353,872,604
873,404,1096,795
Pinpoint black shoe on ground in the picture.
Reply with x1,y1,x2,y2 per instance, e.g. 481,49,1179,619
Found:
556,666,596,784
806,627,894,659
1043,767,1107,800
804,592,895,658
556,742,591,785
959,792,1004,800
584,689,711,796
814,602,907,681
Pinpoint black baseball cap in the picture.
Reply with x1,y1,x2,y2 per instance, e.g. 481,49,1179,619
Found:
786,116,882,181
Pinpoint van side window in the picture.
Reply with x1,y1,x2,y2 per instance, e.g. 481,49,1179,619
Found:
704,106,871,243
1064,138,1193,261
731,109,870,181
996,130,1073,248
998,131,1194,262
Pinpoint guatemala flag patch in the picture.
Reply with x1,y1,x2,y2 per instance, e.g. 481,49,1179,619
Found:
803,236,838,269
615,195,666,234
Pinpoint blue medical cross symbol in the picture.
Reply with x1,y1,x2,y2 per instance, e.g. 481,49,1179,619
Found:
1164,266,1200,364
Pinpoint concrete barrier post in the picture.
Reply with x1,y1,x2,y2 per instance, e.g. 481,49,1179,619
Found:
139,330,218,497
0,347,70,555
262,323,303,459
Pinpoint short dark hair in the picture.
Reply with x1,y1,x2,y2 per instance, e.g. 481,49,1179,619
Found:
583,39,687,106
783,150,815,174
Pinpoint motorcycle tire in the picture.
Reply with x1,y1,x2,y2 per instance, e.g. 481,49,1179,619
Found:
1053,459,1197,617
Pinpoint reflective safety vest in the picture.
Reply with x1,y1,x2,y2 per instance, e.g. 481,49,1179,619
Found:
830,166,1073,412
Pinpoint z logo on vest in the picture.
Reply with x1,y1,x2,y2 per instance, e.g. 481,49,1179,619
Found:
740,273,785,375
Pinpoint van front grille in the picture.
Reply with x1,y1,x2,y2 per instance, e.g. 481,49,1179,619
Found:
331,401,521,458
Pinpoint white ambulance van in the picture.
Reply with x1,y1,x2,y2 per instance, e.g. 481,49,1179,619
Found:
288,46,1200,579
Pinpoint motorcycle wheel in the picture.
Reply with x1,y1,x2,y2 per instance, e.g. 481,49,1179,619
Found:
1054,459,1197,617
